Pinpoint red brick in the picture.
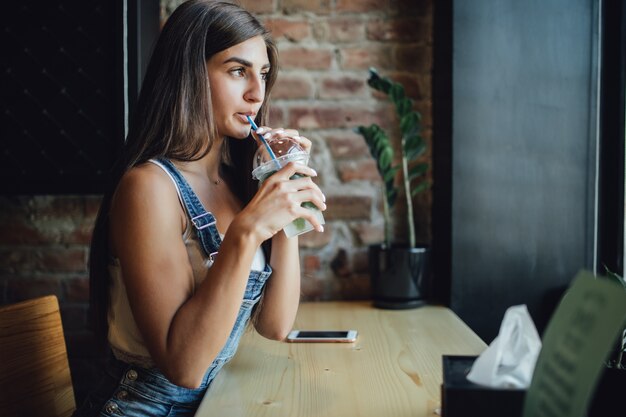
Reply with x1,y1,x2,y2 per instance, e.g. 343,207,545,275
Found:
298,224,332,248
264,18,311,42
324,195,372,220
29,196,84,218
64,277,90,302
0,196,99,245
414,99,432,128
351,249,370,273
0,219,45,245
300,274,326,300
67,222,95,246
337,159,381,182
279,47,334,70
340,46,394,70
239,0,275,14
339,274,371,300
325,132,369,159
288,103,393,129
268,105,285,127
377,72,430,101
272,73,314,99
352,222,385,245
303,255,321,273
389,0,433,17
336,0,390,13
40,247,88,273
0,247,87,274
6,277,63,302
330,249,351,277
0,248,36,273
394,44,432,73
318,74,367,99
282,0,331,14
85,196,103,218
367,18,430,42
314,17,365,43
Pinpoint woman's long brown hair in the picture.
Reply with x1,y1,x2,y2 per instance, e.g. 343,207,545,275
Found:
88,0,278,349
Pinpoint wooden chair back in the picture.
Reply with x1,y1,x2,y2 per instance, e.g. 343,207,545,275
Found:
0,295,76,417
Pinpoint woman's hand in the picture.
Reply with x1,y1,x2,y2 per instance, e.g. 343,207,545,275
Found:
234,161,326,243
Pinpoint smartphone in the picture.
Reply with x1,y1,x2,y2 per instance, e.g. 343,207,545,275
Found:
286,330,358,343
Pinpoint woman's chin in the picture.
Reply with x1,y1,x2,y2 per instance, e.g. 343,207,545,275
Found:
220,127,251,140
230,131,251,140
231,128,253,139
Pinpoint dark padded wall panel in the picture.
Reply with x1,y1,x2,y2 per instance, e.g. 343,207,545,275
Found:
451,0,598,341
1,1,121,194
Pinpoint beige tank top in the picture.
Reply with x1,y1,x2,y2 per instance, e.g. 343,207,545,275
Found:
107,160,265,366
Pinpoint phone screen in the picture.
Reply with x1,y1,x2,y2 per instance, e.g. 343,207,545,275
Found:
296,331,349,338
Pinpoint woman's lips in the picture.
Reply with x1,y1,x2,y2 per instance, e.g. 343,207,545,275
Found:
237,113,256,124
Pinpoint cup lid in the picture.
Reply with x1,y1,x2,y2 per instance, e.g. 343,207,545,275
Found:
251,151,309,180
251,137,311,181
252,136,307,169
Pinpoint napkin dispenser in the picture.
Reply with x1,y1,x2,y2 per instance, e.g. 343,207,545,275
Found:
441,355,526,417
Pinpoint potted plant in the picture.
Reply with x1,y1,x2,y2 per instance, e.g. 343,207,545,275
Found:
355,68,430,309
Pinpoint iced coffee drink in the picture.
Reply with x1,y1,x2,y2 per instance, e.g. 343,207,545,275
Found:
251,137,325,238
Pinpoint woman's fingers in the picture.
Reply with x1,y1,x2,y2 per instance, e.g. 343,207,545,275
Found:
281,162,317,180
292,188,326,211
253,127,312,154
262,174,324,204
270,189,325,233
291,135,312,153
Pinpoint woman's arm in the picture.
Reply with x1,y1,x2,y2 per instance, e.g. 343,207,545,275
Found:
110,159,324,389
110,164,263,389
253,232,301,340
250,128,324,340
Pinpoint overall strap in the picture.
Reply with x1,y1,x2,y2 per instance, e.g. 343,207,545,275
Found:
149,158,222,258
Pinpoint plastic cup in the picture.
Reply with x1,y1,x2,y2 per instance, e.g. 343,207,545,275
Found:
251,138,325,238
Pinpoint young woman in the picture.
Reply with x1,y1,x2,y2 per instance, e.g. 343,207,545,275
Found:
74,1,325,415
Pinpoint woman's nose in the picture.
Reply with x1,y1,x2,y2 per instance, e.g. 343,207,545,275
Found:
244,75,264,103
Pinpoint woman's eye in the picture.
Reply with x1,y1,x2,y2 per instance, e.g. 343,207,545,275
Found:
261,72,269,81
231,68,245,77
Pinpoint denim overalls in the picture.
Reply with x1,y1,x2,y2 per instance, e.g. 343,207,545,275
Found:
74,158,272,417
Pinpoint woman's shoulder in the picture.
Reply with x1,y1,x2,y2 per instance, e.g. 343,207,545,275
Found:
112,162,181,218
118,161,174,194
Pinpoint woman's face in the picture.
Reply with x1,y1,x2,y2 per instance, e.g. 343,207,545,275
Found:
206,35,270,139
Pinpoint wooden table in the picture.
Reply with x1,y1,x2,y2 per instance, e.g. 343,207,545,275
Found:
196,301,487,417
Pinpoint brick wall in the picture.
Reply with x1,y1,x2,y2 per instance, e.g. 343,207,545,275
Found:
0,0,433,403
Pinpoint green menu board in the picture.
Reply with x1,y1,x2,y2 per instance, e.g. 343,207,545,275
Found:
522,270,626,417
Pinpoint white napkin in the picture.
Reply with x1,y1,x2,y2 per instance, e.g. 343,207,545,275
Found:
466,304,541,389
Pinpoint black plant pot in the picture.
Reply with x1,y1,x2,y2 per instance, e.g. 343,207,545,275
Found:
369,244,430,309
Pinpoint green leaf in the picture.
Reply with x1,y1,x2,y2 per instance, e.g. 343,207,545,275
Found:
383,166,399,183
411,182,430,197
408,163,428,180
400,113,419,136
404,137,426,161
386,188,398,207
403,134,423,151
396,98,412,117
379,146,393,169
368,74,391,94
358,68,431,246
390,83,404,103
